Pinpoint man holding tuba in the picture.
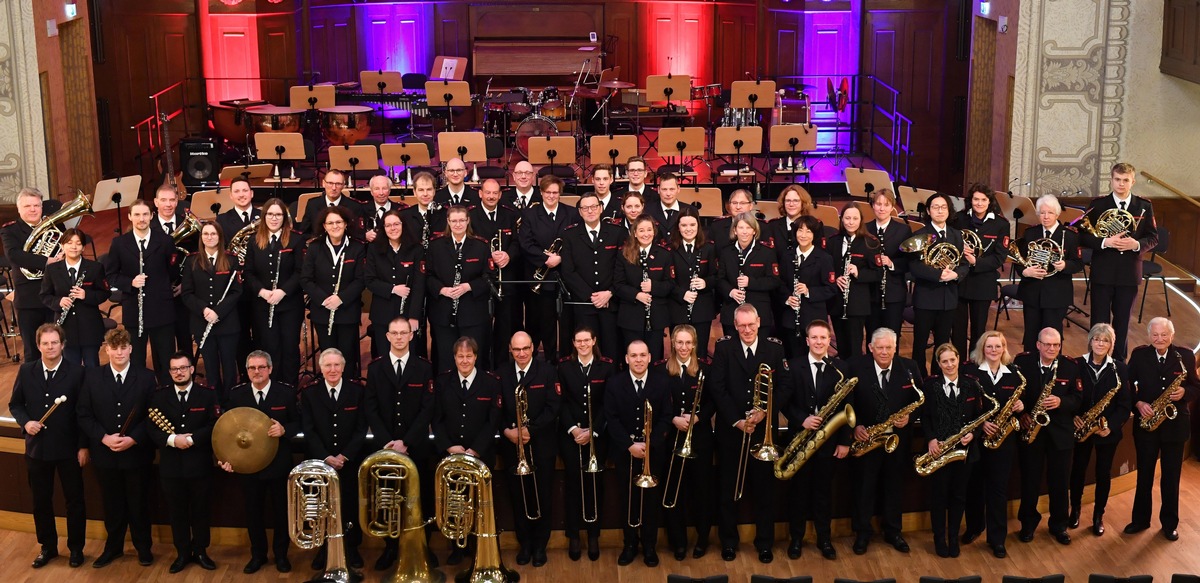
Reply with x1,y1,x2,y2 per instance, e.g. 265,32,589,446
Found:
1014,194,1082,353
1,187,62,360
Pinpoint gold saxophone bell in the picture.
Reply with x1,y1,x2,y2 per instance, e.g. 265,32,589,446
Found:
21,190,94,280
774,363,858,481
288,460,353,583
434,454,518,583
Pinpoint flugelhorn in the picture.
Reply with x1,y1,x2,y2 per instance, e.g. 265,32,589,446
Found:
628,399,657,528
358,449,442,583
434,454,518,583
663,371,704,508
289,460,353,583
21,190,93,280
513,385,542,520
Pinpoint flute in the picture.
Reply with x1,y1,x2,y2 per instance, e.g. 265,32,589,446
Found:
267,252,281,329
197,269,238,351
327,247,346,337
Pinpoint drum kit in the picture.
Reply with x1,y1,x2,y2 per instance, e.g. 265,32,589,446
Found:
481,78,638,158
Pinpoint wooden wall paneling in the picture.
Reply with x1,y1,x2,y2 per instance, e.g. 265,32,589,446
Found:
61,19,101,192
964,16,997,185
715,4,758,87
358,3,434,76
309,6,358,84
1161,0,1200,83
259,13,297,105
471,4,602,40
605,3,638,88
767,10,803,80
210,16,260,102
434,3,471,78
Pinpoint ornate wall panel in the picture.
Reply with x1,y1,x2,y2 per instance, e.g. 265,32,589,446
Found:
0,0,49,200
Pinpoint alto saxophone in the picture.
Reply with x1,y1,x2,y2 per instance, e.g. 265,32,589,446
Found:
773,360,858,480
1076,366,1122,442
1141,360,1185,432
57,266,87,326
850,382,925,457
913,391,999,476
1021,359,1058,444
983,369,1027,449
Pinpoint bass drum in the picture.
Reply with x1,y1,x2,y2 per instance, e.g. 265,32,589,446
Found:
515,115,559,158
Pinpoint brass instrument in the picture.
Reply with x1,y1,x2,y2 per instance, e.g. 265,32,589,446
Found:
1076,366,1122,442
169,210,202,277
983,370,1027,449
57,266,87,326
197,269,239,351
1141,359,1185,432
327,245,347,337
900,232,962,269
663,371,704,508
735,364,782,498
228,217,260,263
21,190,93,280
148,407,176,435
850,384,925,457
1007,238,1064,276
580,380,602,523
774,359,858,480
913,391,999,476
434,454,518,583
840,252,852,320
961,228,984,254
358,449,443,583
288,460,353,583
1078,208,1134,239
1021,359,1058,444
628,399,657,528
530,238,563,294
513,385,542,520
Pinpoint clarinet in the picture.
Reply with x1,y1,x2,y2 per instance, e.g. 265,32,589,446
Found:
198,268,238,351
735,245,749,305
57,267,87,326
641,251,652,332
878,228,888,310
841,251,852,321
327,246,346,337
792,252,803,330
137,242,145,337
267,251,281,329
450,242,463,326
685,244,701,320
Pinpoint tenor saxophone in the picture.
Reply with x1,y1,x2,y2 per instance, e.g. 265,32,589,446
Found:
849,384,925,457
773,360,858,480
1021,359,1058,444
1141,364,1185,432
1076,366,1122,441
983,369,1027,449
913,391,999,476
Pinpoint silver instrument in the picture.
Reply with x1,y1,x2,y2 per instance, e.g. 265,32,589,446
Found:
792,251,804,329
137,239,145,338
267,251,281,329
327,245,346,337
57,266,87,326
197,268,238,351
288,460,352,583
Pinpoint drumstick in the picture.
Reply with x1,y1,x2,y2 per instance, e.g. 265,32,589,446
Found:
36,396,67,426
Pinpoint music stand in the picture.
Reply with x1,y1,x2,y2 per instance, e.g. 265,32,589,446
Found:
589,134,638,175
730,79,777,113
714,126,763,182
218,163,273,184
253,132,306,198
328,144,380,189
528,136,577,178
656,127,706,177
431,56,468,81
677,186,723,217
424,80,471,132
289,84,335,129
436,131,487,165
189,189,234,221
844,167,891,199
769,123,819,178
646,74,692,127
360,70,404,142
92,175,143,235
380,143,433,194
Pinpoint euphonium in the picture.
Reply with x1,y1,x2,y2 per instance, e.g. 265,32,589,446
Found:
1141,366,1185,432
288,460,353,583
913,391,999,476
21,190,93,279
358,449,443,583
1075,367,1121,442
983,370,1027,449
663,371,704,508
228,217,261,263
850,384,924,457
434,454,518,583
513,385,542,520
774,359,858,480
1021,359,1058,444
1078,208,1134,239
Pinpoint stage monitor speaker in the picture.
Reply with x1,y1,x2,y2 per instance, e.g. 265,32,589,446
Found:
181,138,220,188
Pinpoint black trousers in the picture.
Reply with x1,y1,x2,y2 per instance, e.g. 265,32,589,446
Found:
614,448,665,551
1131,430,1184,530
852,444,908,537
1070,439,1118,520
173,300,191,357
662,425,715,551
787,450,835,542
133,322,176,384
27,456,86,553
911,308,954,376
255,307,301,388
1017,437,1071,534
314,321,361,379
559,435,607,541
832,315,867,360
1090,284,1137,359
334,465,362,552
432,321,490,375
715,425,775,550
965,441,1016,547
868,300,906,341
242,475,289,560
621,326,664,362
196,331,238,396
234,300,255,378
953,298,993,356
573,308,619,363
929,458,973,544
501,446,556,550
17,306,50,361
528,288,560,359
64,344,101,367
1022,306,1067,353
160,474,211,555
492,296,522,368
95,465,153,554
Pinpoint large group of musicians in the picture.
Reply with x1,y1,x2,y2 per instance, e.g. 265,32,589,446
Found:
5,161,1197,575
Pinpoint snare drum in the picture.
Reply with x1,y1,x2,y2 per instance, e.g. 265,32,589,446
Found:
245,105,304,135
508,87,534,117
515,115,559,157
538,86,566,119
320,105,374,145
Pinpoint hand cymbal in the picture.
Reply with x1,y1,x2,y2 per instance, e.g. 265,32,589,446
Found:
213,407,279,474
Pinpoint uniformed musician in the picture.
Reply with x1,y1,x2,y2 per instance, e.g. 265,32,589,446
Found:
908,192,970,376
152,184,194,358
301,206,367,378
619,156,658,203
614,215,675,362
435,158,479,207
40,228,109,366
587,163,621,221
614,191,654,236
364,209,425,361
950,185,1010,355
1,187,56,360
519,175,580,359
659,325,714,560
300,348,368,569
363,174,404,243
148,352,220,573
561,192,625,361
298,168,365,236
644,175,692,242
427,205,494,371
866,189,912,337
777,216,837,359
180,222,242,394
717,212,780,338
215,177,261,248
765,184,817,257
8,323,87,568
1015,194,1083,352
828,205,881,359
668,208,718,358
469,179,521,365
399,171,448,252
242,198,305,386
706,189,756,259
502,161,542,210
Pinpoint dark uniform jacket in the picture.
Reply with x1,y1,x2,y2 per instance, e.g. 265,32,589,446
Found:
1015,222,1083,309
361,200,406,237
498,358,562,465
365,354,435,459
105,228,177,329
1,219,49,309
709,335,789,429
518,203,581,284
216,207,261,255
558,356,615,440
243,229,306,316
1013,353,1083,451
783,354,851,456
561,221,625,315
1074,356,1133,445
908,224,971,311
364,242,426,323
950,210,1011,301
431,369,501,461
147,383,220,479
435,185,480,208
425,235,493,327
717,240,781,326
920,372,986,463
604,369,674,452
1077,194,1157,286
40,258,110,342
777,245,838,331
826,233,882,318
847,355,923,443
299,195,366,236
468,204,521,297
613,244,675,332
670,240,719,323
867,219,912,305
77,364,158,469
961,363,1027,450
9,359,86,460
1126,344,1200,443
644,201,697,242
399,205,448,250
501,187,541,211
301,237,367,326
225,381,301,479
180,253,243,338
300,379,368,462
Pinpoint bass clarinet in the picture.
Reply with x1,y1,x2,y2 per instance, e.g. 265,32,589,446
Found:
57,267,87,326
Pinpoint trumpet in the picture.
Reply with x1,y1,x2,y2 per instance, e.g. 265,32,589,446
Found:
358,449,442,583
57,266,87,326
983,370,1027,449
434,454,517,583
913,391,999,476
663,371,704,508
581,382,602,524
735,364,779,500
513,385,542,520
774,359,858,480
531,238,563,294
1022,359,1058,444
288,460,353,583
628,399,657,528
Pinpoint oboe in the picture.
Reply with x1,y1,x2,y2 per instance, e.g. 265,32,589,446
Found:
267,252,281,329
197,269,238,351
327,246,346,337
641,251,652,332
137,243,145,337
841,252,852,320
450,242,463,326
57,267,87,326
685,244,701,320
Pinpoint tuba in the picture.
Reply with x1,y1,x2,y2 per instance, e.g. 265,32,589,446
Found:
434,454,518,583
1078,208,1134,239
359,449,443,583
228,217,261,263
288,460,354,583
913,391,999,476
900,232,962,269
21,190,94,279
774,359,857,480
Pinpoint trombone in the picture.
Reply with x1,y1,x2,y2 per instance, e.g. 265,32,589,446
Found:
627,400,657,528
580,383,602,523
513,385,542,520
734,364,778,501
663,371,704,509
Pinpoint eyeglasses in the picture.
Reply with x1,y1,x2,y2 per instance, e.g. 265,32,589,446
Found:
265,211,285,218
246,365,271,371
324,181,345,187
169,365,193,372
324,220,346,226
513,171,534,176
446,168,466,173
578,204,601,211
627,168,646,173
929,204,949,211
512,346,533,352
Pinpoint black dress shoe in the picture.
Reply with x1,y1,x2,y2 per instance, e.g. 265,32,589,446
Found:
617,546,637,566
853,533,870,555
949,543,960,558
69,551,84,568
1124,522,1150,535
961,529,983,545
137,550,154,567
818,540,836,560
1163,528,1180,541
884,533,910,553
1053,531,1072,545
757,548,773,564
643,549,659,567
169,555,190,573
375,548,397,571
446,547,465,566
92,550,123,568
346,548,364,569
194,552,216,570
721,547,736,561
568,538,582,561
991,544,1007,559
515,546,532,565
244,556,267,574
1093,520,1106,536
532,547,548,567
587,535,601,561
787,538,802,559
673,546,687,561
1017,529,1034,543
692,541,708,559
935,540,949,558
275,557,292,573
1068,509,1081,529
32,550,58,568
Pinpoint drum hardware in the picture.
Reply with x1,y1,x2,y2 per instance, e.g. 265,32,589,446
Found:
213,406,280,474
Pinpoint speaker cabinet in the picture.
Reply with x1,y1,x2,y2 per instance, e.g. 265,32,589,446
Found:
180,138,219,188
